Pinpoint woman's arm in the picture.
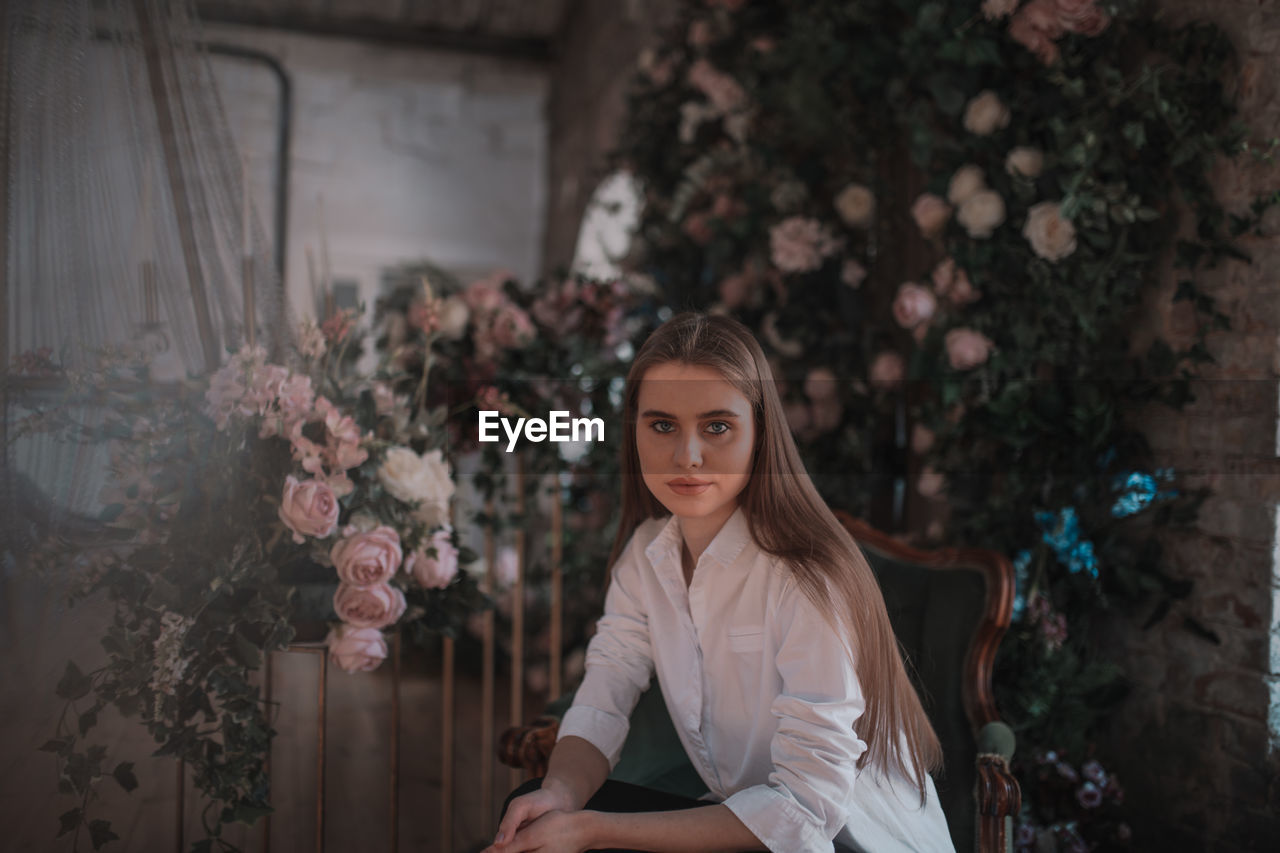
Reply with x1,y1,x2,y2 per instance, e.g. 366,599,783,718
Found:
581,804,766,852
488,735,611,850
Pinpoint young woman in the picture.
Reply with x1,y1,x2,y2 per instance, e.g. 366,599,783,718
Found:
485,312,954,853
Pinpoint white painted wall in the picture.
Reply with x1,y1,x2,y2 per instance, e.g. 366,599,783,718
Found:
207,24,549,324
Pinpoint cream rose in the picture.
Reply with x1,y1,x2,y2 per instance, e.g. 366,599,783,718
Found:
963,90,1011,136
947,165,986,206
892,283,938,330
331,525,402,587
278,475,340,544
325,624,388,673
378,446,455,527
869,351,906,390
1023,201,1078,261
957,189,1007,238
945,328,996,370
911,193,953,239
333,581,407,630
1005,147,1045,178
437,295,470,341
834,183,876,229
405,528,460,590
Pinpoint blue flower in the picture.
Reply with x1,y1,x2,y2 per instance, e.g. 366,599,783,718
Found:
1034,507,1100,579
1011,549,1032,621
1110,469,1180,518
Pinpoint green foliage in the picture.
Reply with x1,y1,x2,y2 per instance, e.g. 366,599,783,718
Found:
615,0,1276,845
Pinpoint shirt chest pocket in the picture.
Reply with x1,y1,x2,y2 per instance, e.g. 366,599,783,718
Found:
727,625,764,652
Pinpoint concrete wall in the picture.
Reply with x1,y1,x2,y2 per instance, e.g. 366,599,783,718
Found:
207,24,549,323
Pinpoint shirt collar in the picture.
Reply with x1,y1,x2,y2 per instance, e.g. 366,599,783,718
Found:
643,504,752,570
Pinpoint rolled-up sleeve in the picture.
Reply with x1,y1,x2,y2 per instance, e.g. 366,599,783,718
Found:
722,578,867,853
556,540,655,769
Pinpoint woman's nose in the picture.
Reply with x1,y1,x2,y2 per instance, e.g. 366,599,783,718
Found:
673,435,702,468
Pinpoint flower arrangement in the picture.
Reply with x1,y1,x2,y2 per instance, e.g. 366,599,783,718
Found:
614,0,1276,845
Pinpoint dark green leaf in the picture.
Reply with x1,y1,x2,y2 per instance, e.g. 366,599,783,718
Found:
112,761,139,793
56,661,93,701
57,807,82,837
89,819,120,850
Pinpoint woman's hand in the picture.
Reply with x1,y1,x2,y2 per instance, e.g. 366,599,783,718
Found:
483,808,596,853
486,779,579,852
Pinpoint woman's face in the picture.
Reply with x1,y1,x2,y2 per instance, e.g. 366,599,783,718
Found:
635,361,756,526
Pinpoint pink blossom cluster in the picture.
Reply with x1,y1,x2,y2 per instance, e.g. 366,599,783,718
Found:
463,273,535,364
987,0,1110,65
1027,593,1069,650
769,216,843,274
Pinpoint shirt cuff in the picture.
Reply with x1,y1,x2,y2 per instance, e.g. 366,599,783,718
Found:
722,785,832,853
557,704,630,770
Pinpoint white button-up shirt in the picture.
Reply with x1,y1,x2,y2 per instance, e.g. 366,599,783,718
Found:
558,506,956,853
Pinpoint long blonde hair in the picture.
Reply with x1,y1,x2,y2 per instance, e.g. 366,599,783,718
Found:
608,312,943,802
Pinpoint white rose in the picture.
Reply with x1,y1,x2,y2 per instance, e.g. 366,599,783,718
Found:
947,165,986,206
1023,201,1078,262
963,90,1011,136
378,446,455,527
957,189,1007,238
1005,147,1045,178
437,296,470,341
834,183,876,229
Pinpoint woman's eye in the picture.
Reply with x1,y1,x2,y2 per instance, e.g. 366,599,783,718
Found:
706,421,730,435
650,420,675,434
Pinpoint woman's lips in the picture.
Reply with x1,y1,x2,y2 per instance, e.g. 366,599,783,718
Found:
668,480,711,496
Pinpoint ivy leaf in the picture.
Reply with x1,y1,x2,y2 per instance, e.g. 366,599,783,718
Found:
56,661,93,701
79,708,98,736
57,807,83,837
39,737,74,755
112,761,139,793
88,819,120,850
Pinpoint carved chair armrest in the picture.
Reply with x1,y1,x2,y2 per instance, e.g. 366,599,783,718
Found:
975,722,1021,853
498,716,561,779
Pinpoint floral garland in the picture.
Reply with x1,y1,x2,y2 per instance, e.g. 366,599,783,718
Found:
614,0,1275,847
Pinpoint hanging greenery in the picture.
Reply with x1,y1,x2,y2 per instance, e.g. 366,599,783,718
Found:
613,0,1276,847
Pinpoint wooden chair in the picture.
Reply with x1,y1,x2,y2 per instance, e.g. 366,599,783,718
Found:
499,511,1021,853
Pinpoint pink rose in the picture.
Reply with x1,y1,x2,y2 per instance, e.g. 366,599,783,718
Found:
325,624,388,673
981,0,1019,19
945,328,995,370
1055,0,1109,36
869,351,905,390
491,304,535,350
769,216,842,273
910,193,952,239
917,466,946,498
911,423,936,454
687,19,712,47
804,367,839,402
464,274,508,313
405,528,460,590
718,272,753,309
333,581,407,629
331,526,403,587
892,282,938,330
841,259,867,288
1010,0,1065,65
278,475,340,544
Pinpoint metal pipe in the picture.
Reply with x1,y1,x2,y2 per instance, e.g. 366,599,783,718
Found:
441,635,455,853
510,454,525,792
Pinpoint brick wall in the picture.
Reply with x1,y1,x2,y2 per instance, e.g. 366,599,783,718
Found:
542,0,1280,848
1101,1,1280,848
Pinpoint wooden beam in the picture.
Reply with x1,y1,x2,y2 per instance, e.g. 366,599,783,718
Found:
195,4,553,62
